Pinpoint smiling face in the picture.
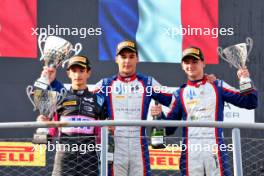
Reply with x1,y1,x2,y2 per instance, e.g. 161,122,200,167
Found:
116,49,139,77
67,65,91,90
181,56,205,80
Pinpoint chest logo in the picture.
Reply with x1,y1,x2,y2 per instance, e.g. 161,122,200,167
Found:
187,89,197,100
84,97,94,103
63,100,77,106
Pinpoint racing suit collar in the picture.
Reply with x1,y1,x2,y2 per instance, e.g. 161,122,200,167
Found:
117,73,137,82
187,76,207,87
70,87,89,96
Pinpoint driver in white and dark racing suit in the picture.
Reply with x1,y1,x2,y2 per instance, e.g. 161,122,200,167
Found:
151,46,258,176
94,40,173,176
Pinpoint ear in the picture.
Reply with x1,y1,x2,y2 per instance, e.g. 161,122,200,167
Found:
202,61,206,68
115,55,118,64
181,62,184,70
87,69,91,77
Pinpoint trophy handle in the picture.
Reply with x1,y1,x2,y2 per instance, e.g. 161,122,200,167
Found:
38,33,48,61
72,43,82,55
217,47,224,58
61,59,69,68
246,37,253,60
217,47,233,68
26,86,37,111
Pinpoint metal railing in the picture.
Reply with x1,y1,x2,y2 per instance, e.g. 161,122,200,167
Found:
1,120,264,129
1,120,264,176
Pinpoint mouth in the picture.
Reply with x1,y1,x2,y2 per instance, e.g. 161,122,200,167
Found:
187,69,195,74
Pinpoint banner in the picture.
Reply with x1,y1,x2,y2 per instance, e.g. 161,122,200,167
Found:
0,142,46,166
0,0,37,58
149,146,181,170
99,0,219,63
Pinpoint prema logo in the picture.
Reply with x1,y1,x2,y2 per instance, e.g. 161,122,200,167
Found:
0,142,46,166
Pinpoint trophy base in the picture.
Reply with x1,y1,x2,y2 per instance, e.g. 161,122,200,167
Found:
32,133,49,144
34,77,49,90
34,81,49,90
240,81,253,93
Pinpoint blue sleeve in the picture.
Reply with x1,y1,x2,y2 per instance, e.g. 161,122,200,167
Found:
150,77,172,107
161,89,183,135
94,78,112,119
95,93,108,120
220,80,258,109
50,79,65,92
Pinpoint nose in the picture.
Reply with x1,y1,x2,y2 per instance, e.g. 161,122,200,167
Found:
186,63,192,68
73,71,81,78
123,58,129,63
186,63,195,70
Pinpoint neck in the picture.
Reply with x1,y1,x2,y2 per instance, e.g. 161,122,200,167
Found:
117,73,137,82
187,75,207,87
188,73,204,81
119,72,135,78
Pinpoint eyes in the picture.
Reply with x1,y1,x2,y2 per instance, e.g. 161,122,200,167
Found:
70,68,86,73
119,53,137,60
183,59,199,64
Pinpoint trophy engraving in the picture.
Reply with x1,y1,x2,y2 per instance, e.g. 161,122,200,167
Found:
218,37,253,93
27,33,82,143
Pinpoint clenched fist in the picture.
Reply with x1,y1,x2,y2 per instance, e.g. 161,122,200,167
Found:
150,104,162,117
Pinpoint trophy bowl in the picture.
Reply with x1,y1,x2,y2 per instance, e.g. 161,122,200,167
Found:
217,37,254,93
38,33,82,68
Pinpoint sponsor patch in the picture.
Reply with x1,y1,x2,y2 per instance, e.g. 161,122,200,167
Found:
63,100,77,106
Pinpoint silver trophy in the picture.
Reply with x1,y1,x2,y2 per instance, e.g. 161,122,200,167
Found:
27,87,67,143
218,37,253,93
27,33,82,143
35,33,82,90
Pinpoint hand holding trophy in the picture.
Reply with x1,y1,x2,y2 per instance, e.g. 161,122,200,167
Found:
218,37,253,93
27,33,82,143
